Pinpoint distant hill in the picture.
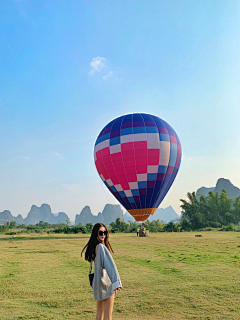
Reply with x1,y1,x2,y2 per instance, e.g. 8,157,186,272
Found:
0,204,70,226
75,204,124,226
148,206,180,223
196,178,240,199
0,210,23,225
0,203,179,226
23,204,70,225
123,206,179,224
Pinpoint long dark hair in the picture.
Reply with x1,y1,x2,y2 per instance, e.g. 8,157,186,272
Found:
81,223,114,262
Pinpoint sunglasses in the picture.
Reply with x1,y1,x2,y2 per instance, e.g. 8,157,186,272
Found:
98,231,108,236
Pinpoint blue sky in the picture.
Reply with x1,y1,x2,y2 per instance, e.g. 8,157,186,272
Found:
1,0,240,220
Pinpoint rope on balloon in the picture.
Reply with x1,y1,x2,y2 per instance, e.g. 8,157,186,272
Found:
99,178,111,204
98,175,125,214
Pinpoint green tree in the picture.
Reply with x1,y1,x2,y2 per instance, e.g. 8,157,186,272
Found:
0,223,9,233
36,221,51,228
16,224,27,229
145,219,164,232
126,221,139,233
9,220,17,229
198,195,210,223
180,189,239,230
180,192,202,230
232,195,240,224
164,221,177,232
85,223,93,233
109,218,128,232
180,217,192,231
218,189,233,224
206,191,220,224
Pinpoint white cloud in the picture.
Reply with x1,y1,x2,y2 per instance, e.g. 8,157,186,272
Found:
89,57,106,75
48,179,53,184
54,152,60,156
24,156,30,160
103,71,113,80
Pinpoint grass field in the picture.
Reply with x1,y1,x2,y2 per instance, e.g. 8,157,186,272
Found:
0,232,240,320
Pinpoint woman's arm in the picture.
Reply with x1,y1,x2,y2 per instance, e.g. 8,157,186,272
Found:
99,244,122,291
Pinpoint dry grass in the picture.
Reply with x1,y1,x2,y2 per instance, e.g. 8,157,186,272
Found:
0,232,240,319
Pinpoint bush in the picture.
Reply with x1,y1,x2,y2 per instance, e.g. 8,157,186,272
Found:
52,224,86,234
164,222,178,232
16,224,27,229
0,223,9,233
209,221,221,228
220,225,234,231
220,224,240,231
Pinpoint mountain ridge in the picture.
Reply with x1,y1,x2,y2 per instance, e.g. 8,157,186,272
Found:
0,204,70,226
75,204,124,226
1,178,239,226
196,178,240,199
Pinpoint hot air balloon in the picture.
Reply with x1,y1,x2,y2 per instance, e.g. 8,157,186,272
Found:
94,113,182,222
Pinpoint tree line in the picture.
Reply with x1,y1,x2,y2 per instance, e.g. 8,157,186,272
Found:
180,189,240,230
0,221,93,234
0,219,179,234
109,218,181,233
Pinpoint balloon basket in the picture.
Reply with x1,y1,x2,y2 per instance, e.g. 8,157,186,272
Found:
138,229,149,237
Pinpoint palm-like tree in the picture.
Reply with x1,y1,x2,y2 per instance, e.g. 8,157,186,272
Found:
180,192,201,230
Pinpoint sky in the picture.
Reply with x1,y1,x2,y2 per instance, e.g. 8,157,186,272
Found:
0,0,240,220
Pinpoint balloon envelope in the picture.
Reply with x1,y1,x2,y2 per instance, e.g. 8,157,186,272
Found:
94,113,182,221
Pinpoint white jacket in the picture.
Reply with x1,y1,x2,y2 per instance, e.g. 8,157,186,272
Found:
92,243,122,301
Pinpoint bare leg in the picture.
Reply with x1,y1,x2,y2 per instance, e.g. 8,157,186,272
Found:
102,293,115,320
95,300,103,320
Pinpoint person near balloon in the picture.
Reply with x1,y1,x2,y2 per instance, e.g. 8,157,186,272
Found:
82,223,122,320
137,227,139,237
142,227,146,237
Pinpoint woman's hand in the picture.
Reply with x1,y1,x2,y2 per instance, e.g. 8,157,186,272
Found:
114,287,121,296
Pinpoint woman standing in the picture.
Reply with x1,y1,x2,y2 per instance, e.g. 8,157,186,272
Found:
81,223,122,320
